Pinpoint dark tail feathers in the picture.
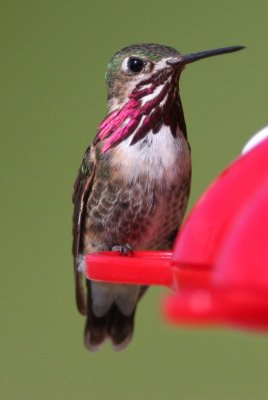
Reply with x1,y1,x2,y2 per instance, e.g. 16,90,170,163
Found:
84,303,135,351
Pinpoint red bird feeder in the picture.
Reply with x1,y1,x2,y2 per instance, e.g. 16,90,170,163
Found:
86,130,268,333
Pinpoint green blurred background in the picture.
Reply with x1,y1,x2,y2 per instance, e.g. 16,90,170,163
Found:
1,0,268,399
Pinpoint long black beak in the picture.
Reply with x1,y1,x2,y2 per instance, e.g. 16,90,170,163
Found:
167,45,245,67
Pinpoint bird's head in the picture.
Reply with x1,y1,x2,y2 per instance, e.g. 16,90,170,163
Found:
96,43,244,152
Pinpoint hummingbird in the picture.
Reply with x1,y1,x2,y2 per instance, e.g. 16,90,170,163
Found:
72,43,244,351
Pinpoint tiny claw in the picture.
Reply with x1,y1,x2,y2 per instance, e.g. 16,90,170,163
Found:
112,243,133,256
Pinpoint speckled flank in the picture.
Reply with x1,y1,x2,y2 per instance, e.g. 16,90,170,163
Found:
84,172,191,252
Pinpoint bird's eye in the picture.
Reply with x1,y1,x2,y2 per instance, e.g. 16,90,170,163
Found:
127,57,145,74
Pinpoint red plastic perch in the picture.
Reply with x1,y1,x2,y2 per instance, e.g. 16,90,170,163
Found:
86,250,210,290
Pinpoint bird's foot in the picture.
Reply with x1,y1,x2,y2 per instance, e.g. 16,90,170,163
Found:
112,243,133,256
